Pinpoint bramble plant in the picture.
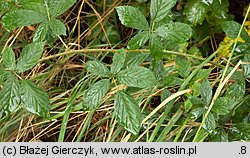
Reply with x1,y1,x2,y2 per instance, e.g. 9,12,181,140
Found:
0,0,249,142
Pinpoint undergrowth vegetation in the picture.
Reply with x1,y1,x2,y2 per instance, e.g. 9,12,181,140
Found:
0,0,249,142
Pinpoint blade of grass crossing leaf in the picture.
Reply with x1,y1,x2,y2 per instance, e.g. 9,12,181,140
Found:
58,75,91,142
193,5,250,141
173,50,219,142
76,109,95,142
148,103,173,142
156,109,182,141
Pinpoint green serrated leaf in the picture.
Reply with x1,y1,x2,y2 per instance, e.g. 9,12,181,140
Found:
212,97,236,115
210,0,229,20
200,79,212,106
20,80,51,118
33,22,49,42
225,83,245,101
230,123,250,140
20,0,47,16
210,128,228,142
184,0,209,26
203,113,216,133
3,47,16,71
151,59,166,82
116,6,149,30
117,66,157,88
45,29,57,47
114,90,141,135
221,21,250,41
111,49,126,74
85,61,111,77
156,22,192,43
0,70,9,84
0,75,20,112
242,55,250,78
150,0,177,22
127,31,149,49
161,89,174,106
184,99,193,112
165,74,184,87
225,70,245,101
49,0,76,18
16,42,44,73
150,33,163,60
191,69,212,82
124,53,149,68
2,9,45,30
83,79,110,109
175,56,191,78
49,19,66,36
189,96,205,108
193,128,209,142
190,107,206,120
